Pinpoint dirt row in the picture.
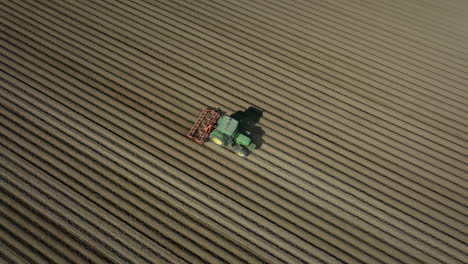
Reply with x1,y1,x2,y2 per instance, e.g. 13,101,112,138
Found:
1,0,467,263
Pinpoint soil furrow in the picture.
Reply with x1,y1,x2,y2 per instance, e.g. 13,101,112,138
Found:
1,21,466,258
3,0,464,200
0,46,462,262
1,0,467,263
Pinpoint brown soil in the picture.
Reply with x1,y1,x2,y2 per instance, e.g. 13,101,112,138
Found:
1,0,467,263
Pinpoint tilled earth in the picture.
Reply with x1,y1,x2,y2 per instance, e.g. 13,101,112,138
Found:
1,0,467,263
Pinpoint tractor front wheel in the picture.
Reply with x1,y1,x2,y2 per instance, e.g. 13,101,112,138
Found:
233,145,248,157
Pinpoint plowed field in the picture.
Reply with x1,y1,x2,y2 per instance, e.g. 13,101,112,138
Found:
1,0,467,263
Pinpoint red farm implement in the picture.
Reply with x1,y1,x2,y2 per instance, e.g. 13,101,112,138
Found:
187,107,224,144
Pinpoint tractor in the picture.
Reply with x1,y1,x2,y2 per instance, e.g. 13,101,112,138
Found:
187,107,261,157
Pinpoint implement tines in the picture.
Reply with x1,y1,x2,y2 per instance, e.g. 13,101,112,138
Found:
187,107,223,144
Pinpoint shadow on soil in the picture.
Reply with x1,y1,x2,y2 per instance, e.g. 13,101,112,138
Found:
230,106,265,150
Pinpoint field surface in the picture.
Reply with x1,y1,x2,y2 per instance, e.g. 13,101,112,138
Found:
1,0,467,263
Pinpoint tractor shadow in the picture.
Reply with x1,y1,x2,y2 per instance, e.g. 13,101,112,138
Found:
230,106,265,150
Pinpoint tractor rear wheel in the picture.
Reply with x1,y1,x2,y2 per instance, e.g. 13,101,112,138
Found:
209,133,226,146
233,145,248,157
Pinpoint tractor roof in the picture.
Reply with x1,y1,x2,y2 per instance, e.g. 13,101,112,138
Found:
216,116,238,136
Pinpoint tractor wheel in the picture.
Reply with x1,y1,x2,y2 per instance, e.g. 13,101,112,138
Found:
233,145,248,157
209,133,226,146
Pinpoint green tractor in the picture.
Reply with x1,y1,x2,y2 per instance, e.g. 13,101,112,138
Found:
209,116,256,157
187,107,261,157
